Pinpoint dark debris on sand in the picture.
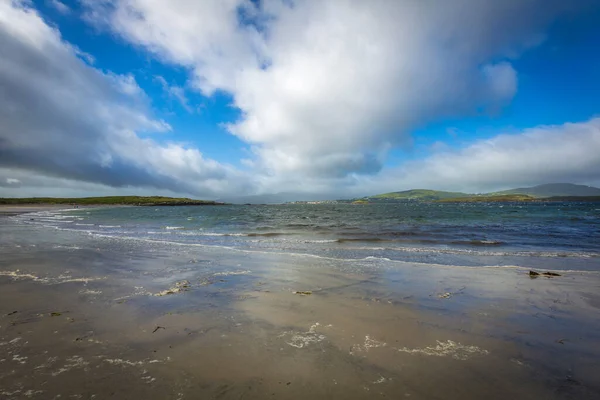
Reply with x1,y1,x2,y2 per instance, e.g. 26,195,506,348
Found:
529,270,562,278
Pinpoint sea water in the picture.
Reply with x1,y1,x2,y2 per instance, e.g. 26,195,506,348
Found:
15,202,600,272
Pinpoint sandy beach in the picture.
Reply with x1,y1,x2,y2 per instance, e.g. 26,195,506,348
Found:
1,209,599,399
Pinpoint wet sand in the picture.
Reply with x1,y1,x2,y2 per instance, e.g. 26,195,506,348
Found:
1,216,600,399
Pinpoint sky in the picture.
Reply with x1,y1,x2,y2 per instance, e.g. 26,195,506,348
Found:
1,0,600,201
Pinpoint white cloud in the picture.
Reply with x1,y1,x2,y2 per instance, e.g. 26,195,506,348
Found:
83,0,580,185
363,118,600,193
48,0,71,15
154,75,193,113
2,0,599,199
0,0,253,198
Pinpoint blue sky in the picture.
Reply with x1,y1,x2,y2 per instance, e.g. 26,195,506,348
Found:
1,0,600,199
36,0,250,166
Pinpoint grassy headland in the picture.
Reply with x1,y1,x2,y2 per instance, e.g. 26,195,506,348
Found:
367,189,469,201
489,183,600,198
0,196,225,206
436,194,535,203
355,183,600,204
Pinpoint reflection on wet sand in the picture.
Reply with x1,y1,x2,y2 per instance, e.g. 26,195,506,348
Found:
1,219,600,399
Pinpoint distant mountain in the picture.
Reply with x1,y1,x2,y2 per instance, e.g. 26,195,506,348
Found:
491,183,600,198
437,194,536,203
363,183,600,203
366,189,469,201
219,183,600,204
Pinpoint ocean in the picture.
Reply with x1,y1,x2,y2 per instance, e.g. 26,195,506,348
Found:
17,202,600,271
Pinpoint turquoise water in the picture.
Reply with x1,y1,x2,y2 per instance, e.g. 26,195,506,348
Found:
16,202,600,271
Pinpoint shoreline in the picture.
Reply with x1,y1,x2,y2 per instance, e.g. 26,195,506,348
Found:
1,213,599,399
0,204,82,217
0,203,227,217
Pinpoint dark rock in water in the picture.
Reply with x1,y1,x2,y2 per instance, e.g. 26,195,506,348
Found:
542,272,561,277
529,271,540,277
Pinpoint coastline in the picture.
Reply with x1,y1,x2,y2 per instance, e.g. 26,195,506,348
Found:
0,205,79,217
1,213,599,399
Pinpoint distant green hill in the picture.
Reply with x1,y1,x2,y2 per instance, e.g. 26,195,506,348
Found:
543,196,600,202
362,183,600,203
367,189,469,201
437,194,536,203
491,183,600,198
0,196,223,206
